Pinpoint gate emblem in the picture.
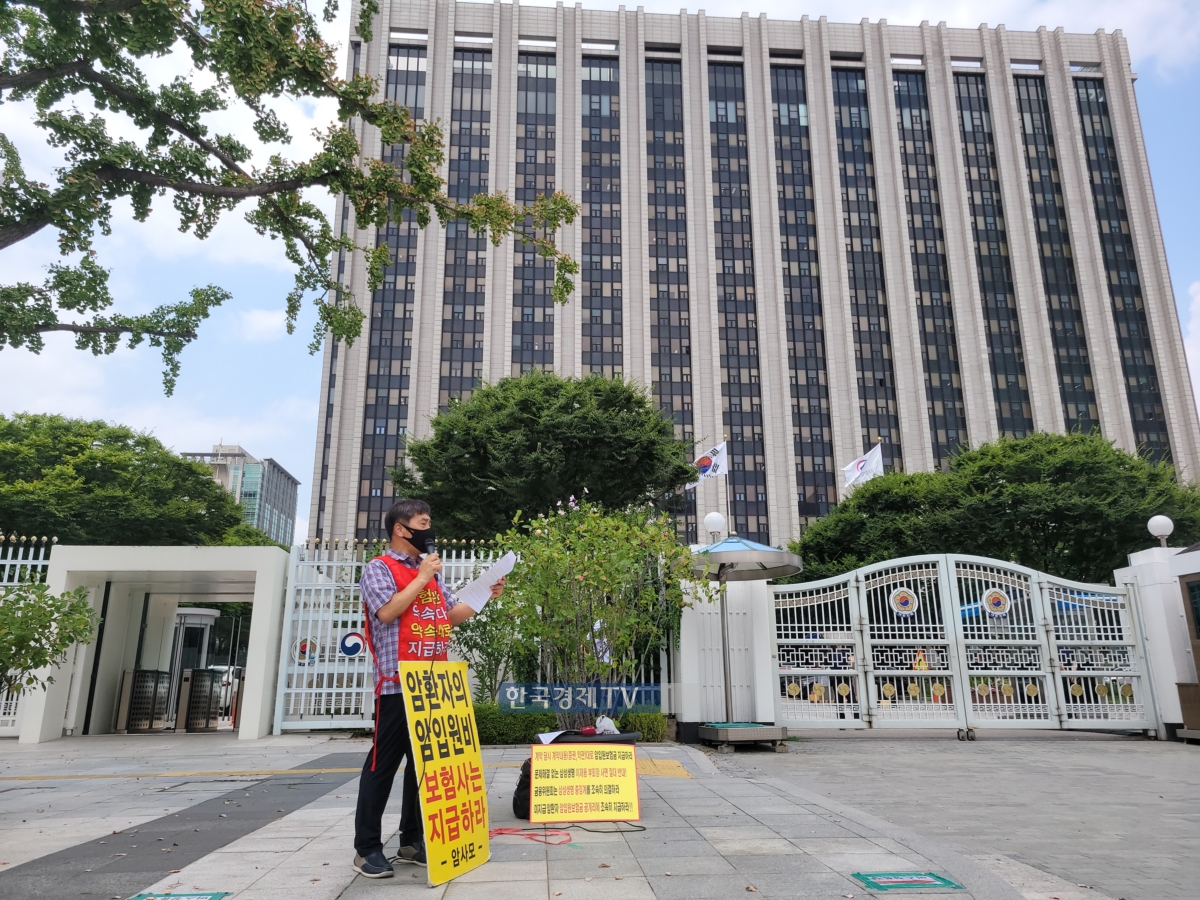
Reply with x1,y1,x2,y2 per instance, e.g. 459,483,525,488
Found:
889,587,920,617
339,631,365,658
291,637,319,666
983,588,1011,618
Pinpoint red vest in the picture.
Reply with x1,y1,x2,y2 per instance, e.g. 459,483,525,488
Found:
372,555,451,665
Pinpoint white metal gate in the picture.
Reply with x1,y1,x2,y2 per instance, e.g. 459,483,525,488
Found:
273,543,494,732
773,554,1156,733
1,537,53,736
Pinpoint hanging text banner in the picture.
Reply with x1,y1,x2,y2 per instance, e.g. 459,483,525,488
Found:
398,661,490,886
499,682,661,714
529,743,641,823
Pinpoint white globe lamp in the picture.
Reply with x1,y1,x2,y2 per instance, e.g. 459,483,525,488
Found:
1148,515,1174,548
703,511,726,544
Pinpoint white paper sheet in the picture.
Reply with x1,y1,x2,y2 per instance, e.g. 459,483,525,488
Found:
537,730,566,744
454,551,517,613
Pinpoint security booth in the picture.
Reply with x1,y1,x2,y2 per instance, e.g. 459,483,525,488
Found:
15,545,289,743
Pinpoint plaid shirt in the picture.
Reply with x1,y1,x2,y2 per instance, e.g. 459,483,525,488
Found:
360,547,458,695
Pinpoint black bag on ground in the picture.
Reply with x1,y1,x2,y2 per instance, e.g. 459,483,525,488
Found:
512,757,532,819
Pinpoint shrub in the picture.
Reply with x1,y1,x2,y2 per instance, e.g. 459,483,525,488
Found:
474,703,557,746
617,712,666,742
472,704,667,743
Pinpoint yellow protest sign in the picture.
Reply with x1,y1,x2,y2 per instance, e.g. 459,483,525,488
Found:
398,661,490,886
529,743,641,823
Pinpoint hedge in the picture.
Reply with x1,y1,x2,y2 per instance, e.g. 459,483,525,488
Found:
473,704,667,745
474,703,557,745
616,712,666,742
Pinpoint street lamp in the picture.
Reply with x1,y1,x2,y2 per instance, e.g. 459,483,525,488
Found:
1148,515,1174,548
703,511,726,544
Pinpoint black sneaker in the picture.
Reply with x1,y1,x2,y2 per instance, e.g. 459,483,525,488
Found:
352,850,395,878
393,841,427,867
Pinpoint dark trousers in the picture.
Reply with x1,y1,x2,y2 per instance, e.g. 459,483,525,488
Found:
354,693,421,856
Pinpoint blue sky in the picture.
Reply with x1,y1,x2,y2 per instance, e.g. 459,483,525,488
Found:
2,0,1198,539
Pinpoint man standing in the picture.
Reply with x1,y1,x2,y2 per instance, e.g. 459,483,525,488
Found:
352,499,505,878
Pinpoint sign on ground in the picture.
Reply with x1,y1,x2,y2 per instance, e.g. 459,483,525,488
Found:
851,872,964,891
398,661,490,887
529,743,640,823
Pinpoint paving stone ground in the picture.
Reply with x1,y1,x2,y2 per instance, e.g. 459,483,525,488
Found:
726,729,1200,900
0,730,1193,900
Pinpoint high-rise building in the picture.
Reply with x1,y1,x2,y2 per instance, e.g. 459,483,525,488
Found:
184,445,299,546
311,3,1200,546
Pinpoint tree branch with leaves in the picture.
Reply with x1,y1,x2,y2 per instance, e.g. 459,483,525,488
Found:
0,0,579,391
0,580,96,696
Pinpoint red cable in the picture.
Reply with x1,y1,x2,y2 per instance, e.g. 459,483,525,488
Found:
488,827,574,845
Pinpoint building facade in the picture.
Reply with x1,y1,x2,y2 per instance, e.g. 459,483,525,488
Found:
185,445,299,546
311,2,1200,547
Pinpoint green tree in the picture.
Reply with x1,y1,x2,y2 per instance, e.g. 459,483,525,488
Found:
0,580,95,695
792,432,1200,585
498,500,698,729
451,591,517,705
217,522,288,549
0,0,578,392
393,372,697,539
0,412,245,543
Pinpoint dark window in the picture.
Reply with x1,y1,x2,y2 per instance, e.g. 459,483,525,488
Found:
893,71,968,467
440,50,493,409
710,62,768,544
512,53,557,376
955,73,1034,438
582,57,623,379
353,45,427,539
832,69,902,471
1190,582,1200,641
771,66,833,522
646,59,695,542
1014,76,1101,435
1074,78,1170,461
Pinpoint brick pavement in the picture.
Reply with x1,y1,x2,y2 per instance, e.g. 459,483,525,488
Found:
81,744,1021,900
725,730,1199,900
3,731,1190,900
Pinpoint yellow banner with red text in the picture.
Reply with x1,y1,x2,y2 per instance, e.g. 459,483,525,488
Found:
398,661,490,886
529,743,641,823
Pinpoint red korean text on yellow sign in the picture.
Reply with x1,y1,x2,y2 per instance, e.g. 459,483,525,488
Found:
529,743,641,823
398,661,490,886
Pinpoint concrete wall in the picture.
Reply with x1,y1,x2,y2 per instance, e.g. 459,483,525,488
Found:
675,580,775,724
1115,547,1200,728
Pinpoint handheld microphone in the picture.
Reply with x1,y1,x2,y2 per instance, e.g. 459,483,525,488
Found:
425,538,437,556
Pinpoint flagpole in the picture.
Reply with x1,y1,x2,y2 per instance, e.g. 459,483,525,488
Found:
723,433,732,534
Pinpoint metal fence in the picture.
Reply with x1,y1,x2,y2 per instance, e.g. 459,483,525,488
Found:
773,554,1156,733
273,542,496,732
0,536,54,735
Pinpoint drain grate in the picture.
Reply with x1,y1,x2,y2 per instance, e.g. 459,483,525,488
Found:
851,872,964,891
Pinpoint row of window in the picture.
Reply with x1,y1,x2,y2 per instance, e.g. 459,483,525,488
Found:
647,60,697,543
340,46,1168,541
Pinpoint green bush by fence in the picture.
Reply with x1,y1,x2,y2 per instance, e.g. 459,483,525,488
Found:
616,712,666,742
473,704,668,745
474,703,557,745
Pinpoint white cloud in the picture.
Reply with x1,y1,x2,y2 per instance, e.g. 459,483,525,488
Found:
1185,282,1200,417
0,336,319,539
239,309,289,342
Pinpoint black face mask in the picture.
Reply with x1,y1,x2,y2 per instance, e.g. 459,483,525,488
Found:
403,525,437,554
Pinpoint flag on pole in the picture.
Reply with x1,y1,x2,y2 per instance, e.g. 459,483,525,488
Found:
686,441,728,490
843,441,885,489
